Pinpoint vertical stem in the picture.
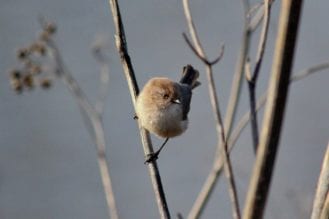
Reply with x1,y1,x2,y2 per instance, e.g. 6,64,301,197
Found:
108,0,171,218
247,0,271,153
206,66,241,219
247,82,259,150
47,40,119,219
182,0,241,218
243,1,303,218
311,142,329,219
224,0,250,139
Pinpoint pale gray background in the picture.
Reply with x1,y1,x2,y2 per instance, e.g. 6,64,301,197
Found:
1,0,328,218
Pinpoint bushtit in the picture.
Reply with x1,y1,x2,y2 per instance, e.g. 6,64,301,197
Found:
136,65,200,162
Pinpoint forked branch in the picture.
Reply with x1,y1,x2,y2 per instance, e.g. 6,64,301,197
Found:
182,0,240,219
243,1,304,218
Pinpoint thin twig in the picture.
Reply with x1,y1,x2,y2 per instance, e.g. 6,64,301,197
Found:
46,39,119,219
243,1,304,218
188,60,329,219
248,0,275,32
188,0,251,217
290,62,329,81
223,0,250,140
182,1,241,219
183,33,224,66
92,37,111,115
107,0,171,218
311,142,329,219
246,0,271,153
231,60,329,149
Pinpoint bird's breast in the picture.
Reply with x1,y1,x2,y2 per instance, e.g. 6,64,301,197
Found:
144,104,188,138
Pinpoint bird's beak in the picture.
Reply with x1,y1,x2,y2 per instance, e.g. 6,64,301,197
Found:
172,99,181,104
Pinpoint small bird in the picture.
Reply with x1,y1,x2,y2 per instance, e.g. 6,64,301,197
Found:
136,65,200,163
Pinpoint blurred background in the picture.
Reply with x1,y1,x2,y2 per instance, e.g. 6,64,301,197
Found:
1,0,328,218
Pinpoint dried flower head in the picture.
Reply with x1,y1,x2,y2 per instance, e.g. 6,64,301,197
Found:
45,22,57,35
22,74,34,89
10,78,23,93
17,48,29,60
39,31,50,42
29,64,42,75
30,42,46,56
40,78,52,89
10,69,22,79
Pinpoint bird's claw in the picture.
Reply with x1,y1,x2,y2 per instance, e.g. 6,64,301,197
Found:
144,152,159,164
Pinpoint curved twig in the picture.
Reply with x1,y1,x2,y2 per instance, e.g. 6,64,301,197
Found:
47,38,119,219
243,1,303,217
188,0,252,217
182,1,241,219
182,33,224,66
246,0,272,152
92,37,111,115
189,58,329,218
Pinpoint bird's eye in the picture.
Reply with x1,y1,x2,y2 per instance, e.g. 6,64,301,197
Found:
163,93,169,99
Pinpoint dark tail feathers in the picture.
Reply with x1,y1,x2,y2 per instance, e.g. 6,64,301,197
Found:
179,65,201,89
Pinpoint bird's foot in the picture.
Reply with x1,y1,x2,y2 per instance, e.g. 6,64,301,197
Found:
144,151,160,164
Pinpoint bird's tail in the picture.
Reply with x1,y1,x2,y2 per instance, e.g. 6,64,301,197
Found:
179,65,201,89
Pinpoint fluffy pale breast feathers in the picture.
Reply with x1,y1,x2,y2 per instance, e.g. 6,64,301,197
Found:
136,77,188,138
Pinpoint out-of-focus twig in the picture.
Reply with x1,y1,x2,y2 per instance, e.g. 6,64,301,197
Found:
188,0,252,217
42,33,119,219
107,0,171,218
311,142,329,219
92,36,111,115
223,0,250,140
243,0,304,218
232,61,329,149
188,59,329,218
182,1,240,219
245,0,271,153
248,0,275,31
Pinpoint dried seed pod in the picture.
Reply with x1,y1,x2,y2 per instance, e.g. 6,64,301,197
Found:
29,64,42,75
17,48,29,60
22,74,34,89
39,31,50,42
10,78,23,93
40,78,52,89
10,69,21,79
45,22,57,34
31,42,46,56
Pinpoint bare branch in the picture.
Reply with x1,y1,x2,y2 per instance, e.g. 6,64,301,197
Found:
224,0,250,140
248,0,275,32
183,33,225,66
107,0,171,218
188,60,329,219
46,38,119,219
189,0,251,218
246,0,272,153
243,1,304,218
290,62,329,81
182,0,241,219
251,0,271,83
311,142,329,219
92,36,111,115
232,60,329,152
